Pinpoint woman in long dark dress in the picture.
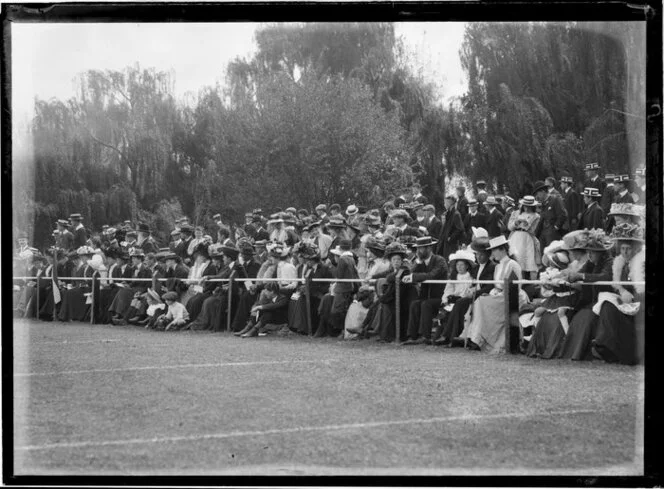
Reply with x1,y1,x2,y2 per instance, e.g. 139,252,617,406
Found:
375,242,411,343
556,229,614,360
183,244,217,321
59,246,95,322
591,222,645,365
524,240,579,359
288,243,309,333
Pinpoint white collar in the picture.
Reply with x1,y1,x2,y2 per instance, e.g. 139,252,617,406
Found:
341,251,354,257
619,189,628,197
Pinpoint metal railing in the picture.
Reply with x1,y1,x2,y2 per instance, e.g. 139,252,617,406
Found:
13,274,644,351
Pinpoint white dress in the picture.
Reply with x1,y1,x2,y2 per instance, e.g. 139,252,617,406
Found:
507,211,541,273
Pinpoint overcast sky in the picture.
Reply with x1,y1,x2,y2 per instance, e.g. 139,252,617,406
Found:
12,22,467,128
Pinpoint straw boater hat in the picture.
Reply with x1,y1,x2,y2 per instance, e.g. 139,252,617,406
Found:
614,174,630,184
384,241,408,259
70,213,83,221
604,173,615,183
413,236,438,248
560,175,574,184
486,235,509,250
76,245,95,256
609,222,645,244
582,187,602,198
519,195,538,207
346,204,359,217
476,179,487,186
467,198,479,207
484,195,499,206
584,162,600,171
326,216,347,229
267,213,284,225
470,227,490,252
503,195,515,206
422,204,435,213
448,248,476,266
398,235,418,250
56,219,69,227
129,248,145,258
303,220,322,232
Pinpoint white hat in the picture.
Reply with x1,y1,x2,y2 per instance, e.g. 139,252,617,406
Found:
88,254,107,271
449,248,476,264
471,227,489,239
486,235,509,250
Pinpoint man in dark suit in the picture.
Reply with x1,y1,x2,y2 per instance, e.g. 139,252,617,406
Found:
55,219,74,251
483,196,504,239
455,183,469,221
137,223,159,254
600,174,616,215
176,225,193,265
613,175,635,204
423,204,442,239
437,195,465,259
560,175,584,232
402,236,448,345
533,180,567,248
252,215,270,242
578,187,605,230
69,213,88,249
584,162,606,196
462,199,487,244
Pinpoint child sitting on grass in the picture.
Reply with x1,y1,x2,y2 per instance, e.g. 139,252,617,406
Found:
156,291,189,331
145,288,166,329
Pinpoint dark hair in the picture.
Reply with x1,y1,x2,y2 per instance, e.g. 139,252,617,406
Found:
264,282,280,294
218,226,231,240
146,252,155,262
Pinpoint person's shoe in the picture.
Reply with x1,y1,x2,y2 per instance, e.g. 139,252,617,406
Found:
241,326,259,338
402,337,427,346
234,322,254,337
434,336,450,346
127,316,141,324
466,340,481,351
111,317,126,326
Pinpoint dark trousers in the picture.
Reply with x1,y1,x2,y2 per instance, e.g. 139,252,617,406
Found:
406,298,442,340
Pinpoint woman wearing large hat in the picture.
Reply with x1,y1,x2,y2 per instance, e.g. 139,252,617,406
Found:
369,242,411,343
591,222,645,365
507,195,542,279
178,241,216,309
459,235,528,353
58,245,97,322
556,229,614,361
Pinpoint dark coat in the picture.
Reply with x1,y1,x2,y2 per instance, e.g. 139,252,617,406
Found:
139,237,159,255
72,226,88,249
437,208,465,259
578,253,614,305
56,230,74,251
562,187,584,232
208,262,247,298
462,212,488,244
600,185,616,214
472,260,497,297
334,254,359,295
484,209,504,239
456,197,469,221
535,194,567,248
130,264,152,293
409,254,448,300
164,263,190,294
614,190,635,204
306,262,334,299
426,216,443,240
242,259,261,279
259,294,290,324
585,176,606,196
578,202,605,230
254,227,270,242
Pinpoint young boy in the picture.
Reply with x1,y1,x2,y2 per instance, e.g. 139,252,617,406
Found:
157,291,190,331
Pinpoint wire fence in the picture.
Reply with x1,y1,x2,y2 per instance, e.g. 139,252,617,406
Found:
13,274,644,351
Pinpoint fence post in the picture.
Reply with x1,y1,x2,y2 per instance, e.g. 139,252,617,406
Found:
305,274,313,336
91,274,98,324
395,273,402,344
226,277,234,332
503,277,511,354
35,275,40,319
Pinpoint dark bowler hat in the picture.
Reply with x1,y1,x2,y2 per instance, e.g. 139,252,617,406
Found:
137,223,150,234
220,242,240,259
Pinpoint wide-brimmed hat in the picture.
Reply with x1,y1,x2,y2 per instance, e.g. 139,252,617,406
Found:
326,216,347,229
609,222,645,244
541,240,570,269
389,209,410,221
329,239,353,255
208,244,224,259
486,235,509,250
303,220,322,232
170,229,181,237
88,254,107,271
584,162,600,171
76,245,95,256
129,248,145,258
69,213,83,221
137,222,150,234
364,214,382,227
582,187,602,198
413,236,438,248
384,241,408,259
608,203,644,221
267,213,285,225
268,244,291,258
365,237,386,255
411,202,425,211
519,195,538,207
582,229,613,251
180,224,194,234
220,242,240,259
448,248,476,265
467,199,479,207
315,204,327,212
532,181,548,194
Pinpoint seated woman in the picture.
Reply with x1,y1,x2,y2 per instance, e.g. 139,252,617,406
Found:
180,243,215,308
556,229,614,361
522,240,579,358
358,237,391,338
432,248,476,345
59,246,95,322
591,222,645,365
374,242,411,343
460,235,528,353
109,249,151,324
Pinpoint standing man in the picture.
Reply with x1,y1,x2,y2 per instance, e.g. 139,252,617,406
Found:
455,183,469,221
613,175,635,204
437,195,465,259
533,180,567,248
560,175,584,232
584,162,606,196
577,187,605,230
137,223,158,254
69,213,88,249
423,204,442,239
401,236,448,345
483,196,504,239
600,174,616,215
462,199,487,244
55,219,74,251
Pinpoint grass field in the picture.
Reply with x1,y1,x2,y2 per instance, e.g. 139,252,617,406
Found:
12,318,644,476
